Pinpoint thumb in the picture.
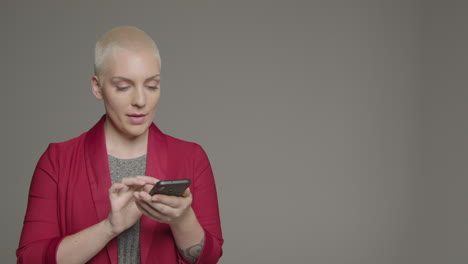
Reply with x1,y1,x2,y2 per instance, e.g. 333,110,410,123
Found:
181,187,191,198
109,183,125,197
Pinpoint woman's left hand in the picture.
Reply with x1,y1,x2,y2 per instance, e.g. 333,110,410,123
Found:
132,176,193,225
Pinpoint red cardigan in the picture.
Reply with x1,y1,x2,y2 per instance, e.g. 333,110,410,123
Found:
17,116,223,264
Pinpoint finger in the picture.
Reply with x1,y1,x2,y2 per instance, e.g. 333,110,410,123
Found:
135,176,159,185
151,194,181,208
135,200,170,222
135,176,159,193
135,201,162,221
142,184,155,193
153,201,178,216
121,177,146,187
139,191,152,203
135,192,178,216
181,187,191,198
109,183,125,196
135,200,153,216
133,191,151,203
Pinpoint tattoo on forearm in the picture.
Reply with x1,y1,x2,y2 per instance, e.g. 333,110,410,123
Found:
178,237,205,264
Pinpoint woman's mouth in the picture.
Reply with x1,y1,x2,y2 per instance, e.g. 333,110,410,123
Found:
127,114,146,125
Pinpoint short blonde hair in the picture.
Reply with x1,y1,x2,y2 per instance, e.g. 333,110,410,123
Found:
94,26,161,78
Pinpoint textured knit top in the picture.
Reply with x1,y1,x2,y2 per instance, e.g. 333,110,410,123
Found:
108,154,147,264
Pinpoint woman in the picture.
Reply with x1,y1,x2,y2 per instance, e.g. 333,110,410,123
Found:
17,26,223,264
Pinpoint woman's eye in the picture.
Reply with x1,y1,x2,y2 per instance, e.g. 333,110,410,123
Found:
147,85,159,90
116,86,130,90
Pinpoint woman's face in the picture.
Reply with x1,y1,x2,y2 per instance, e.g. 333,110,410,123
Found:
92,48,161,139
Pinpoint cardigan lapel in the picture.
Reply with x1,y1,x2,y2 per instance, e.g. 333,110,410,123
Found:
84,115,111,221
140,123,169,264
84,116,169,264
84,115,118,264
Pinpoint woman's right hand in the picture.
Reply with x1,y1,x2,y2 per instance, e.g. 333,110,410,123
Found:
105,177,147,235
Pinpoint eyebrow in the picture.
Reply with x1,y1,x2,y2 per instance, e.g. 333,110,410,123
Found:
110,74,160,84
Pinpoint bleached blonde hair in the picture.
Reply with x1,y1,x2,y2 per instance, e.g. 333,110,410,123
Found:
94,26,161,78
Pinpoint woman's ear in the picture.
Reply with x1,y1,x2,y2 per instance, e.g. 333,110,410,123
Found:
91,76,103,100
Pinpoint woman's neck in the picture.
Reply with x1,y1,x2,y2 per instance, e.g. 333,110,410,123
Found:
104,121,148,159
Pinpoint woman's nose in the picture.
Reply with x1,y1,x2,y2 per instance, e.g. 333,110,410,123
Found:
131,87,146,107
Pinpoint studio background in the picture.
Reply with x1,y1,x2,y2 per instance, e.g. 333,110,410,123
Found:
2,1,467,263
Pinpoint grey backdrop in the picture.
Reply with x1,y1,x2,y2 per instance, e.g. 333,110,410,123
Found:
2,1,467,263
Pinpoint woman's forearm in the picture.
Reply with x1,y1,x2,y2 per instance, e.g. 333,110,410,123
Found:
56,219,116,264
170,208,205,264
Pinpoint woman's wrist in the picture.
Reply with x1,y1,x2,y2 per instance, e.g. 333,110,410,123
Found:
170,207,198,232
101,218,121,239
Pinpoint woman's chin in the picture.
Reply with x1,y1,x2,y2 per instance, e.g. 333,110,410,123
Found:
125,124,150,138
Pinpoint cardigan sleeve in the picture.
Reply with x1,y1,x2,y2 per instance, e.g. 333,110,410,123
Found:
17,144,65,264
178,144,224,264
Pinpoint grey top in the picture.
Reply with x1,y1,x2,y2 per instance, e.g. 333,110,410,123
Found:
108,154,147,264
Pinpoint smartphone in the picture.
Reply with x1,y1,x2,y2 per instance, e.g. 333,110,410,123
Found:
149,179,191,196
